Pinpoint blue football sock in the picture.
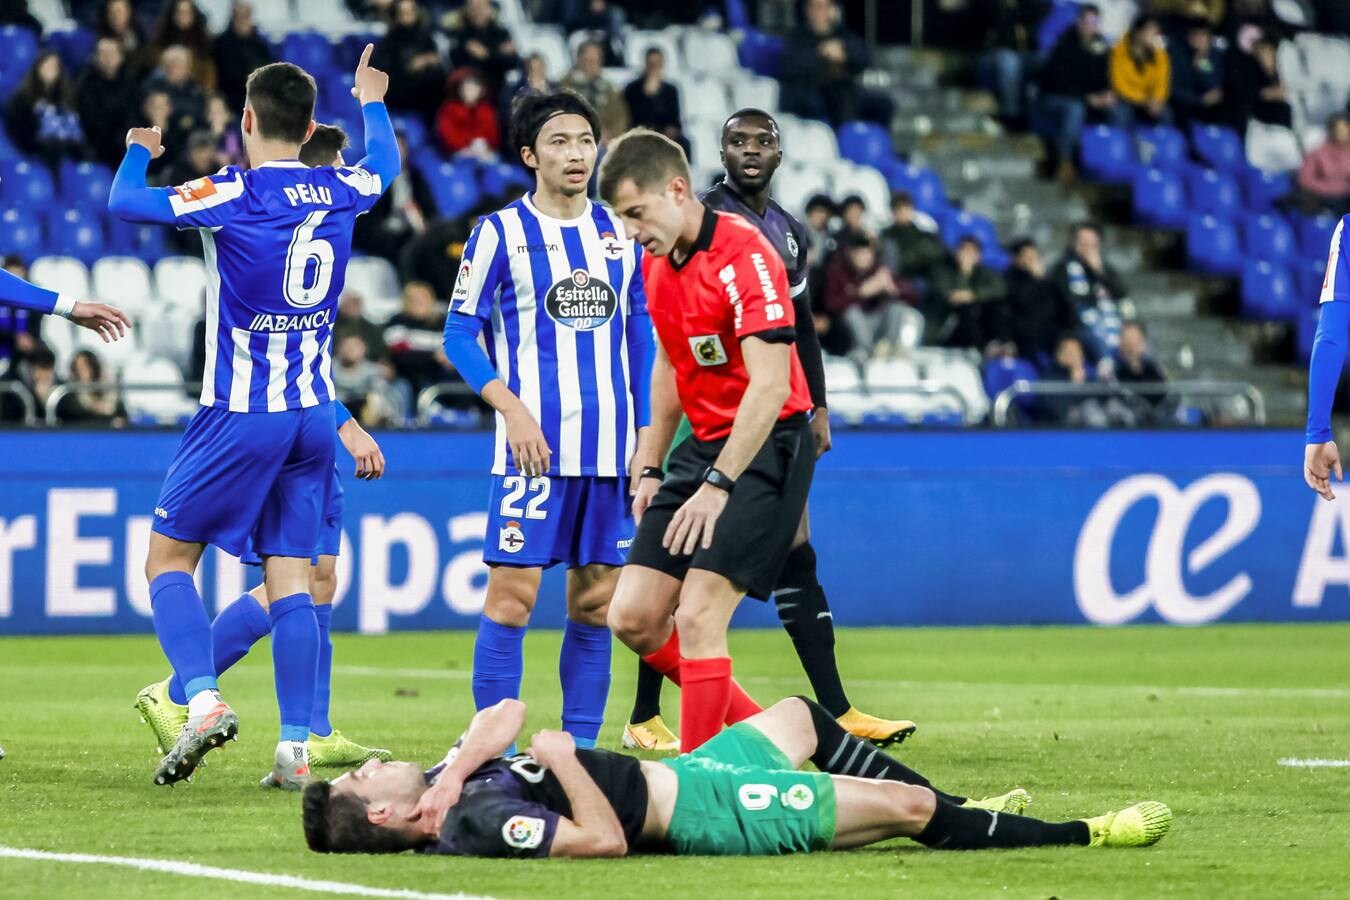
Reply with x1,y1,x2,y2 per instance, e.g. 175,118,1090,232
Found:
150,572,216,701
269,593,318,744
559,619,612,749
473,615,526,753
310,604,334,737
168,593,271,705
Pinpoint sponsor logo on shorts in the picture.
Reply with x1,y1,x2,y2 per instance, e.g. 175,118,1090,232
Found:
502,814,545,849
783,783,815,811
689,334,728,367
153,507,168,520
499,521,526,554
544,269,618,330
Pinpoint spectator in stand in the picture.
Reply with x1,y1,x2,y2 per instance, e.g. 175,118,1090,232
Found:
780,0,893,126
212,1,274,112
1148,0,1224,28
5,52,86,170
384,281,456,410
0,0,42,35
17,344,59,423
879,192,947,297
830,194,870,246
144,46,208,141
205,91,244,165
1297,114,1350,214
1169,18,1225,126
446,0,521,92
355,133,434,261
77,37,141,170
1040,334,1113,426
977,0,1052,128
1223,31,1292,132
1002,237,1078,370
140,88,178,176
1110,15,1172,125
1106,319,1170,419
332,333,396,424
503,52,554,116
334,291,390,361
823,231,913,360
562,40,630,142
373,0,448,120
1051,221,1129,362
96,0,146,75
564,0,626,66
163,129,225,190
0,255,42,380
1036,3,1126,182
802,193,836,277
930,235,1007,353
54,349,127,427
436,67,501,159
623,47,686,153
147,0,217,91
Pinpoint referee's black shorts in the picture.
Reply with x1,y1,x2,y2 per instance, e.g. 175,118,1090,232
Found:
627,413,815,600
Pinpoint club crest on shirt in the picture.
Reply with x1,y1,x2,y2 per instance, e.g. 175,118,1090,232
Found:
452,259,472,302
785,231,799,258
499,521,525,553
600,231,626,260
783,783,815,810
502,814,545,849
544,269,618,330
689,334,728,366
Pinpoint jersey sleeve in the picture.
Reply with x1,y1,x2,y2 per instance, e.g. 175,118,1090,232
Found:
450,215,509,322
164,168,248,230
724,233,795,343
625,244,655,428
435,789,560,858
1320,217,1350,304
788,220,811,300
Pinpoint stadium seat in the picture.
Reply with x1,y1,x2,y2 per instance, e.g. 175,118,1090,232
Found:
1242,167,1294,212
681,30,739,76
1132,168,1187,229
45,208,104,265
836,121,893,168
426,161,482,219
142,304,199,371
154,256,209,312
1037,1,1079,54
0,26,39,88
771,161,833,219
830,163,891,228
982,356,1040,416
29,255,90,299
895,303,925,350
1297,306,1319,363
47,27,97,75
625,30,683,76
1242,212,1297,264
731,75,780,116
40,313,76,372
1245,121,1303,174
282,31,337,78
686,129,724,173
345,255,402,322
924,355,989,423
1186,214,1242,275
1078,124,1136,184
1240,259,1298,321
1184,166,1242,218
1296,255,1329,303
479,162,532,201
513,25,571,81
738,28,785,78
58,161,114,211
73,318,140,374
680,75,734,131
123,356,193,424
1135,123,1187,171
1189,124,1245,173
1,160,55,207
91,256,154,318
0,208,41,257
884,163,947,215
865,357,920,390
938,210,1000,253
1296,212,1340,260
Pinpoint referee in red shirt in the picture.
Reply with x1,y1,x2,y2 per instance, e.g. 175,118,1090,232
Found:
599,129,817,750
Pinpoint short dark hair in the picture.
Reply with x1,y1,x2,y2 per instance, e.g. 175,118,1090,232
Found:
805,193,836,214
301,781,419,855
301,123,349,167
1121,319,1148,337
957,234,982,250
508,89,601,159
723,107,777,131
644,45,664,62
891,191,914,209
840,194,865,211
1009,237,1037,256
598,128,691,204
1070,220,1102,240
245,62,317,144
1078,3,1100,16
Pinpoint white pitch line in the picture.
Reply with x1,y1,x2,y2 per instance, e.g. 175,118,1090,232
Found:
1277,758,1350,768
0,846,493,900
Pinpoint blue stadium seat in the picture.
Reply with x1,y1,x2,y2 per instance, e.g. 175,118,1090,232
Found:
1240,259,1297,321
1297,307,1320,363
1136,123,1187,171
1189,123,1244,173
1296,255,1329,303
315,69,352,120
1,160,54,207
1242,167,1293,212
1038,1,1080,54
0,26,38,88
479,162,532,200
1186,214,1241,275
836,121,892,168
47,27,97,75
1078,125,1136,184
1241,211,1296,264
46,208,104,264
427,161,482,218
337,33,380,71
738,28,784,77
105,215,165,263
1132,167,1187,228
391,113,428,149
282,31,337,78
0,127,19,162
1184,166,1242,217
884,163,947,215
59,160,114,210
0,207,41,257
938,210,999,253
1296,212,1341,260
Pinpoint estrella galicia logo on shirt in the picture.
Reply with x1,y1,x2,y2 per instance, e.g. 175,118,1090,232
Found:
689,334,728,366
499,520,526,554
544,269,618,330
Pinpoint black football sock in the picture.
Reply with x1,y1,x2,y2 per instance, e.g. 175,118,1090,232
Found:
775,542,851,717
916,797,1090,850
629,658,665,725
798,696,967,804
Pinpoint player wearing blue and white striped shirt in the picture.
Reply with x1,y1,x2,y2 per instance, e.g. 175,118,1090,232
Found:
108,49,398,788
1305,215,1350,499
443,91,655,750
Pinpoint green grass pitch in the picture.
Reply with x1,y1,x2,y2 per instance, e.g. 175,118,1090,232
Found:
1,624,1348,899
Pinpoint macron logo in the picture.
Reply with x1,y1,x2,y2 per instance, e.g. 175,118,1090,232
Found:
153,507,168,520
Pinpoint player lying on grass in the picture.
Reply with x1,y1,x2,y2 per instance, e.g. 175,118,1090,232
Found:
301,696,1172,857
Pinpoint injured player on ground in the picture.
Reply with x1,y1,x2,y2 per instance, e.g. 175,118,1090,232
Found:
301,697,1172,857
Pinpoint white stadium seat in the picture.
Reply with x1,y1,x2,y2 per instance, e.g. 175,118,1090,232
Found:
1246,121,1303,174
772,162,834,219
29,256,90,300
681,30,739,76
154,256,210,313
123,356,194,424
73,320,141,376
895,304,925,350
865,357,920,389
686,129,724,172
142,305,199,373
91,256,155,319
923,356,989,424
830,162,892,229
41,314,76,372
780,117,839,167
680,75,735,130
624,30,683,76
731,75,780,115
515,25,571,80
345,255,403,323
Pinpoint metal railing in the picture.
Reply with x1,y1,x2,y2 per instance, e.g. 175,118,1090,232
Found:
415,383,483,427
43,382,199,426
990,380,1266,427
0,382,37,426
829,382,972,423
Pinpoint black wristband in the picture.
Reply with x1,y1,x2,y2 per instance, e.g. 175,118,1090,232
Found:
702,466,735,492
640,466,665,481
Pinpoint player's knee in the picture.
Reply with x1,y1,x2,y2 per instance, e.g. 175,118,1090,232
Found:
310,571,338,606
606,600,653,651
892,784,937,830
672,599,721,647
483,590,534,627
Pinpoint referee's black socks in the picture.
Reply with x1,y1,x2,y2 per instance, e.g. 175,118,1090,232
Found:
775,542,851,717
797,696,966,805
917,798,1091,849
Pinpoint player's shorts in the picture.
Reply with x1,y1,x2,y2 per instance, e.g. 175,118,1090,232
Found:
482,474,634,569
239,465,344,566
627,413,814,600
152,404,336,560
664,416,695,467
660,723,836,856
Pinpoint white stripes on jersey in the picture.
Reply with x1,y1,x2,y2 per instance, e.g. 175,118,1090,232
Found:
167,170,245,223
1322,218,1345,304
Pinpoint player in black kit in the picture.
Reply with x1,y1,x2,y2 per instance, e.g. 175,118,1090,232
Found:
301,698,1172,857
622,108,916,753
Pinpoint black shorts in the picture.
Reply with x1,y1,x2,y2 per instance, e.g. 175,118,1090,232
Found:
627,414,815,600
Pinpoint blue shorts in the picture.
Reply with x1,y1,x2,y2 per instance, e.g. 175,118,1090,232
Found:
482,475,634,569
240,465,344,566
152,404,337,560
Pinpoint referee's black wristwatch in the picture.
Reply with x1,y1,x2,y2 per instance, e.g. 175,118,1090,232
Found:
701,466,736,493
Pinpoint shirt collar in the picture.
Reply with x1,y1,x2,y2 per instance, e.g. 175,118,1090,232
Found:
671,207,718,271
256,159,307,168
